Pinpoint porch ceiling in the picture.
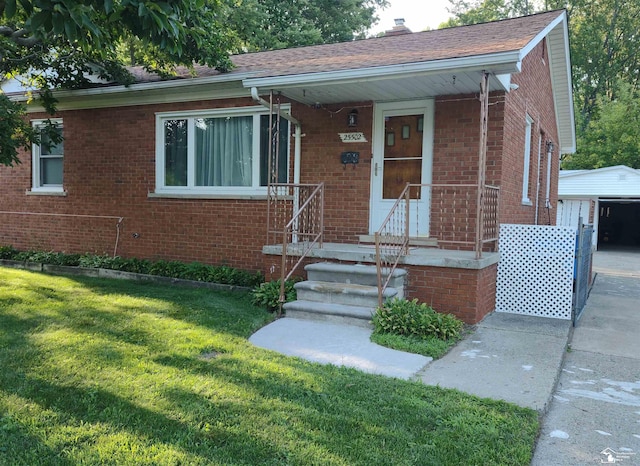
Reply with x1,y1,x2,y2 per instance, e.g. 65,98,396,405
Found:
244,67,514,106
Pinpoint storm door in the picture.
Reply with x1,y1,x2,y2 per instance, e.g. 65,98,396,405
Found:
369,100,434,235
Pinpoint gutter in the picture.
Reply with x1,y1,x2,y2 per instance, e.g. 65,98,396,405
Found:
243,51,522,89
8,71,258,102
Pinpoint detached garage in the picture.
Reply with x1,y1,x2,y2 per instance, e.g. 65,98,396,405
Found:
558,165,640,250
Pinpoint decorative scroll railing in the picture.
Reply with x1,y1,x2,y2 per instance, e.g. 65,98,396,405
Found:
267,183,324,313
374,183,500,307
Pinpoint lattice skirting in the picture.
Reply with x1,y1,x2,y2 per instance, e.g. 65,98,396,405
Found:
496,224,576,320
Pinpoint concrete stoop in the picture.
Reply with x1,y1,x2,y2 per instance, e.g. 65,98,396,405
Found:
283,262,406,327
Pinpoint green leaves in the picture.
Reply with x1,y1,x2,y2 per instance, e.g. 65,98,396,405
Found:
251,279,297,312
5,0,17,18
0,95,35,167
565,81,640,169
372,298,464,340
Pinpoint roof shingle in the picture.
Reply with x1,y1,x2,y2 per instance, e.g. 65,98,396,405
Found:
131,10,564,83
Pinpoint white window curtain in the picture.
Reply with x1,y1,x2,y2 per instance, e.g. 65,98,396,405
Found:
195,116,253,187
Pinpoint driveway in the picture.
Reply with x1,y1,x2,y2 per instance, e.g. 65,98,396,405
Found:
532,249,640,465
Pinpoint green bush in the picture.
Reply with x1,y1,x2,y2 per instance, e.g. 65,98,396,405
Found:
372,298,463,341
251,279,297,312
78,254,116,269
0,245,19,260
0,245,262,288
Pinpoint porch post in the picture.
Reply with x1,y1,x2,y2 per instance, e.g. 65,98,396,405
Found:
475,71,489,259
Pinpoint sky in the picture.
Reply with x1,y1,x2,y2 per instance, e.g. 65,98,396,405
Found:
369,0,454,34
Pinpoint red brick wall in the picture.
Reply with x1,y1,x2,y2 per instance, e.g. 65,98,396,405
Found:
0,98,274,271
501,40,560,226
405,263,497,324
294,102,373,243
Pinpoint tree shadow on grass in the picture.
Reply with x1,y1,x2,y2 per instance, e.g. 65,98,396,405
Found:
154,349,539,465
0,373,292,465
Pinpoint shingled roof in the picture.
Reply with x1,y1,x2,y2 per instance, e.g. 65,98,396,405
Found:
231,10,564,78
129,10,565,83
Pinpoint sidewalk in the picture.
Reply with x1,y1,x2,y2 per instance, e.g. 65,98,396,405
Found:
418,312,571,412
532,270,640,465
250,311,572,412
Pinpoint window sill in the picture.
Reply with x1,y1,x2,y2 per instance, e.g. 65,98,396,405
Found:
26,189,67,197
148,192,270,200
521,198,533,207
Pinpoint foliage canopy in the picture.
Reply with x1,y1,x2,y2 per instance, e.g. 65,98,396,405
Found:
0,0,386,166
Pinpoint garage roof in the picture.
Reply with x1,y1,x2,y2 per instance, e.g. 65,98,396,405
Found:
559,165,640,197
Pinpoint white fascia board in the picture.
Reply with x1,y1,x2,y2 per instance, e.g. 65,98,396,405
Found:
21,79,252,113
525,11,575,154
242,51,522,90
561,165,640,179
519,11,566,61
551,15,576,154
557,17,576,153
11,71,256,103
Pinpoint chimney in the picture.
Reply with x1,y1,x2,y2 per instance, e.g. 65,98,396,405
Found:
385,18,412,36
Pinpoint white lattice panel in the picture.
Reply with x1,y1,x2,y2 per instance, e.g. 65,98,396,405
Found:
496,224,576,320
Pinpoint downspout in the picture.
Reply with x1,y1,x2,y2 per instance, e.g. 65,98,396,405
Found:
534,132,542,225
250,87,301,184
293,126,301,185
250,87,301,127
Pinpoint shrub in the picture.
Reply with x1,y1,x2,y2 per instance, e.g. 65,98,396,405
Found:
251,279,297,312
78,254,116,269
0,245,262,288
372,298,463,341
0,245,19,260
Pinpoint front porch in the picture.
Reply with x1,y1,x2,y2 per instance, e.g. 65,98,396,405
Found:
263,241,499,270
263,242,500,324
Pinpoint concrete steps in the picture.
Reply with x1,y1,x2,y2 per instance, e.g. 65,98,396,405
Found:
283,262,406,327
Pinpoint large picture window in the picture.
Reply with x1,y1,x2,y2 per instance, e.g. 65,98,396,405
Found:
156,106,289,195
31,119,64,192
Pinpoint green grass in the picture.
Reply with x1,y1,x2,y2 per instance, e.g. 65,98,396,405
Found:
0,267,539,465
370,332,461,359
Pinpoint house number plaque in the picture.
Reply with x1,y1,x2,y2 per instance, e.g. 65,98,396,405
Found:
338,132,367,143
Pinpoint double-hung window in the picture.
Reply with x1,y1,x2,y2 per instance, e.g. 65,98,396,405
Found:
156,106,289,196
32,119,64,193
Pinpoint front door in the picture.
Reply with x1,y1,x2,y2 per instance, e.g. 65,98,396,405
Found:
369,100,434,235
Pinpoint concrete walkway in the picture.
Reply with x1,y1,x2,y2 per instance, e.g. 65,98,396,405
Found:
532,249,640,465
250,318,432,380
418,312,570,412
250,307,572,412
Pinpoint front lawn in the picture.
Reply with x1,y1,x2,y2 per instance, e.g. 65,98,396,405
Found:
0,268,538,465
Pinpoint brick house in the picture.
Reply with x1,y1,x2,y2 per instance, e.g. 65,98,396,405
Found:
0,10,575,323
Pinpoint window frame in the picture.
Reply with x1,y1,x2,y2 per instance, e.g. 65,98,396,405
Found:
31,118,64,194
521,115,534,206
154,105,291,196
